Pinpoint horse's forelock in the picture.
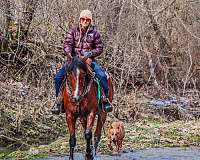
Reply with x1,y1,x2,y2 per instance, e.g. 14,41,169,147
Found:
68,56,87,73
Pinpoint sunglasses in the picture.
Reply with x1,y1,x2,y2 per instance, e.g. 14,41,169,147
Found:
80,18,91,23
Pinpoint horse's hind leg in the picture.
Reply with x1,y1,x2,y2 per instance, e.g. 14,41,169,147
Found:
94,112,107,155
66,113,77,160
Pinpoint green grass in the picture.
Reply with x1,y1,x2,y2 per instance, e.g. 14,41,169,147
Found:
2,119,200,159
4,151,47,160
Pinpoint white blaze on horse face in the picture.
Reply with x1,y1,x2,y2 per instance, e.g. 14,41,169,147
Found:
74,68,80,97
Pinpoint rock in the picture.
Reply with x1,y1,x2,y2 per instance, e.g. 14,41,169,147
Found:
29,147,39,154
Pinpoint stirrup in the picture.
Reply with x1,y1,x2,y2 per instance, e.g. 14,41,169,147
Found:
51,102,65,115
101,95,107,103
102,97,113,113
51,103,61,115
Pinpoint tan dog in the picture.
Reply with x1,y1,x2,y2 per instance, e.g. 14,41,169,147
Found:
107,121,125,154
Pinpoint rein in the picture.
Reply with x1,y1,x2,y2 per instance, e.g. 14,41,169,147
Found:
79,76,94,100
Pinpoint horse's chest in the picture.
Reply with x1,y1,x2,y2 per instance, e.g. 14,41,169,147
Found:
67,104,89,115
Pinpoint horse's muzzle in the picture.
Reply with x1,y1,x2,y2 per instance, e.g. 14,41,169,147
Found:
72,96,80,103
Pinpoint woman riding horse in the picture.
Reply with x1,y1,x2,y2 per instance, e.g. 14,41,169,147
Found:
52,9,113,115
51,9,114,159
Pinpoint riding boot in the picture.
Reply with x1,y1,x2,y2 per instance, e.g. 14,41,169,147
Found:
102,91,113,113
51,100,65,115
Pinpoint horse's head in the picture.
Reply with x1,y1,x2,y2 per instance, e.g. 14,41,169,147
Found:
66,56,89,103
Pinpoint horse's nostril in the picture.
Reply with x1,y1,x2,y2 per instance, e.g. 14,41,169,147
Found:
73,96,79,102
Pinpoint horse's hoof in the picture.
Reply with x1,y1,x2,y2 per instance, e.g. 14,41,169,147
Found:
69,156,74,160
85,154,94,160
85,157,93,160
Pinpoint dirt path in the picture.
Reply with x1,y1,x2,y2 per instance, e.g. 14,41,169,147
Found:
37,147,200,160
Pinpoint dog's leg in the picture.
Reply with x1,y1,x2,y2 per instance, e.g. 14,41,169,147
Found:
116,141,120,153
108,140,113,150
112,142,118,155
119,140,122,149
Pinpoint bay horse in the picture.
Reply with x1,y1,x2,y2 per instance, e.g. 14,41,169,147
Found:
63,56,114,160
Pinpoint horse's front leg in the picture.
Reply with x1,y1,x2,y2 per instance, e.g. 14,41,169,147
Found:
66,113,77,160
85,112,96,160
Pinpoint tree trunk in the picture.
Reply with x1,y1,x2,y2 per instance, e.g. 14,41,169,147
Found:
143,0,177,90
20,0,39,39
1,0,12,50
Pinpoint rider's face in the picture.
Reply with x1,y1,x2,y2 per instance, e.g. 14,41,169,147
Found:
80,17,91,28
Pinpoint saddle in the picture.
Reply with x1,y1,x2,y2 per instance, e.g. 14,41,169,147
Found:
86,64,112,112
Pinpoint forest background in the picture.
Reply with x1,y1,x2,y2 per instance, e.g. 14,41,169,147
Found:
0,0,200,159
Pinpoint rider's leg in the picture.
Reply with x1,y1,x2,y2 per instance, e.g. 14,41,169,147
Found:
91,61,113,112
52,65,66,114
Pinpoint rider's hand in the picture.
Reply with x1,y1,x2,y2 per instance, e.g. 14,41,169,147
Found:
81,55,88,62
85,58,92,65
81,51,92,61
83,51,93,58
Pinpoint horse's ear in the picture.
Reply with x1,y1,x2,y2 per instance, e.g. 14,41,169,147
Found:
65,64,71,72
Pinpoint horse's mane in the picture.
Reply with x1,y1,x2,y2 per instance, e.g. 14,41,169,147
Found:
67,56,87,73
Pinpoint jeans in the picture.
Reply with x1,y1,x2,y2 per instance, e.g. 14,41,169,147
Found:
54,65,66,97
91,61,109,97
54,61,109,97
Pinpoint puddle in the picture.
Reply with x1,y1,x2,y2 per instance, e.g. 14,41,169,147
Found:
37,147,200,160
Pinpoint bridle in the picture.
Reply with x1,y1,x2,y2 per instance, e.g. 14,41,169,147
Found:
65,58,94,105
